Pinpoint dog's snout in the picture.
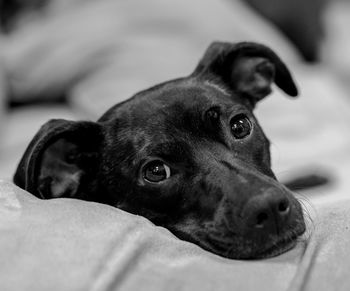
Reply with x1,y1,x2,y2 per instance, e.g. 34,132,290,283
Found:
241,191,291,235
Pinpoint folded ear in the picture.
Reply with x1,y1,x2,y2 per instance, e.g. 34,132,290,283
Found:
193,42,298,106
13,119,103,200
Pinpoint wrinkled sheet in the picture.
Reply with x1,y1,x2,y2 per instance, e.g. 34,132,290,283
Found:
1,180,350,291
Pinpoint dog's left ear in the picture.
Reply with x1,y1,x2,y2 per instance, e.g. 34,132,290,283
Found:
13,119,103,200
193,42,298,106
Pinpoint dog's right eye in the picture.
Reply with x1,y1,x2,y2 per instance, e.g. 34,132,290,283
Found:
143,161,171,183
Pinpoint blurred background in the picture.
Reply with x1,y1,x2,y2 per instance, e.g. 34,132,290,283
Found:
1,0,350,205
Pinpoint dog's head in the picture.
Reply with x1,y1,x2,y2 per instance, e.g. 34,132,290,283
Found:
14,42,305,259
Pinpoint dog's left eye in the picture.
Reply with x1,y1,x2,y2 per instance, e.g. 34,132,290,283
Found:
230,114,252,139
143,161,171,183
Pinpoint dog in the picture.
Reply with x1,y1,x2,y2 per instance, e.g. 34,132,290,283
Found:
13,41,306,259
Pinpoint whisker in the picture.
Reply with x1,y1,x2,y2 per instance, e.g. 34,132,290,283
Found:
294,193,316,240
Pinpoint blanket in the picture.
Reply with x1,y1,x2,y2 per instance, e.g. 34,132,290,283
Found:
1,180,350,291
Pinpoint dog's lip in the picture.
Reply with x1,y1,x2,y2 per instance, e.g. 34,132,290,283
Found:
204,223,305,259
248,216,307,259
252,231,301,259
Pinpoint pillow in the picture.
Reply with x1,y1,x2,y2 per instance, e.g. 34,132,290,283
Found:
0,53,5,141
1,0,300,108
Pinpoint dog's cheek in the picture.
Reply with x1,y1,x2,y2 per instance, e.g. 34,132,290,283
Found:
120,182,186,221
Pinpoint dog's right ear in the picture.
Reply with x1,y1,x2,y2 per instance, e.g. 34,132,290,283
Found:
13,119,103,200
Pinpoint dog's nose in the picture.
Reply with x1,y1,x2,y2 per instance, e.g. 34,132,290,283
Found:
241,191,291,235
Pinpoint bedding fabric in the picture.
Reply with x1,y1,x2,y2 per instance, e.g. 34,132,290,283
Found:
1,180,350,291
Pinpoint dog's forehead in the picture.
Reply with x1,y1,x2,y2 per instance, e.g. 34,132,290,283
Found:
104,79,241,122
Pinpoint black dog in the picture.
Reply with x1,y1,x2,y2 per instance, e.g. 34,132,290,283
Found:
14,42,305,259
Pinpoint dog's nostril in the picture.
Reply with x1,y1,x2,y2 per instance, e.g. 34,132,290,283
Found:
255,212,269,228
278,200,290,214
